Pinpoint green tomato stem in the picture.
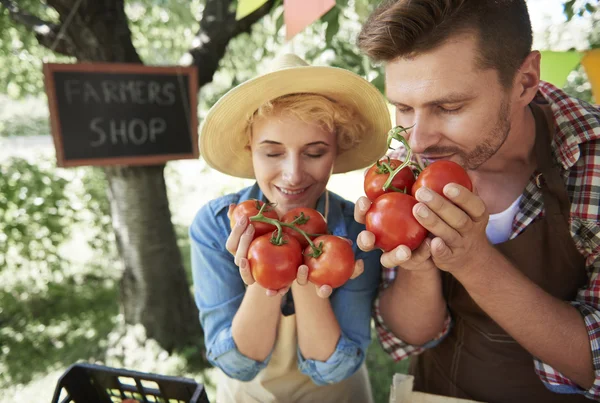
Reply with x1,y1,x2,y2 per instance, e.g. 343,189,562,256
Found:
249,208,323,256
382,125,415,191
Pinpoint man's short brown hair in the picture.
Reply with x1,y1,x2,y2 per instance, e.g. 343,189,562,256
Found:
358,0,533,88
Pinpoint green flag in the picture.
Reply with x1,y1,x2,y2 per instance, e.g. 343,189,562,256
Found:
540,51,582,88
236,0,269,20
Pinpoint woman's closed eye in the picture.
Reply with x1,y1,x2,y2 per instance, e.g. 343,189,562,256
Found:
305,152,326,158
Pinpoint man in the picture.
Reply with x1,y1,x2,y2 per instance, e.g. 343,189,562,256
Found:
353,0,600,402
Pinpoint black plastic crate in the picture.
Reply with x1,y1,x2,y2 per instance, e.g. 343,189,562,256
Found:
51,362,210,403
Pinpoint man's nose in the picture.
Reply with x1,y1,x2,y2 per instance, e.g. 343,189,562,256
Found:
406,113,439,154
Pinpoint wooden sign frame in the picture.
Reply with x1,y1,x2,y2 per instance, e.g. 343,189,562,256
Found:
43,62,199,167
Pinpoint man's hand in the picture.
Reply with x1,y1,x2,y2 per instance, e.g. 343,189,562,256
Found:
355,196,437,270
413,184,493,274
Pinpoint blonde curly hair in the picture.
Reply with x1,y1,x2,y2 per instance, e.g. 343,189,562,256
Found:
246,93,366,153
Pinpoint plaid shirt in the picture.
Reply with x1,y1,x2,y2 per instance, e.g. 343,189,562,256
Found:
374,82,600,400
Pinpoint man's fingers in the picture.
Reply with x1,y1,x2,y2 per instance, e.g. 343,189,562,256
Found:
430,237,452,260
238,258,255,286
413,202,461,246
380,245,412,269
350,259,365,280
443,184,487,222
357,231,376,252
380,240,436,271
234,224,255,265
354,197,371,224
415,187,473,235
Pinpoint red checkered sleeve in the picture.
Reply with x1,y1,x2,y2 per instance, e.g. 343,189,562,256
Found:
372,265,452,361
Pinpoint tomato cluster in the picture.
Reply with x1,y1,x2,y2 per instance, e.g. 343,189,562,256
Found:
230,203,355,290
364,127,473,252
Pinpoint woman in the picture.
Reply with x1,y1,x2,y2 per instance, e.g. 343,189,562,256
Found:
190,53,391,403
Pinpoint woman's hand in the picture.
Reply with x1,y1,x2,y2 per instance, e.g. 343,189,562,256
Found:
225,204,303,297
295,244,365,299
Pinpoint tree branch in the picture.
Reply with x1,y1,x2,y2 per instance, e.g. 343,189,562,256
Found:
0,0,76,57
187,0,277,88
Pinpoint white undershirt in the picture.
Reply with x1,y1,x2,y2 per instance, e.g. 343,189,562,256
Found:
486,195,522,245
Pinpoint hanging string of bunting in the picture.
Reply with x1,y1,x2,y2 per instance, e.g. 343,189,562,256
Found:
581,49,600,103
235,0,270,20
539,49,599,102
539,51,583,88
235,1,598,102
283,0,336,40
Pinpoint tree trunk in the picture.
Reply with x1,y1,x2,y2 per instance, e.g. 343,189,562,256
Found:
4,0,275,351
104,165,199,350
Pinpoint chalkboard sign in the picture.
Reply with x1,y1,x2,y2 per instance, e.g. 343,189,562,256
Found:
43,62,198,167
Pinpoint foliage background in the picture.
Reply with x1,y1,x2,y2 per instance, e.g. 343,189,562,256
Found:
0,0,597,402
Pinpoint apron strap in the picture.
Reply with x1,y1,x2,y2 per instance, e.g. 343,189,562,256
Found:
529,102,571,220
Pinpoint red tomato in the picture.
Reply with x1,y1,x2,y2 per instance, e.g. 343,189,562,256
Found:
304,235,355,288
412,160,472,198
247,233,302,290
364,158,416,201
230,200,279,237
365,193,428,252
281,207,328,248
122,400,140,403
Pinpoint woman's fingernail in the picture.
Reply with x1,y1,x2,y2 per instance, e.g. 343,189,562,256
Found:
240,259,247,269
237,216,247,226
445,185,460,198
245,224,254,235
298,266,308,276
417,188,433,202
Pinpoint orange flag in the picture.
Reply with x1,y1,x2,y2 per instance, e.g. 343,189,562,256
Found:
284,0,336,41
581,49,600,103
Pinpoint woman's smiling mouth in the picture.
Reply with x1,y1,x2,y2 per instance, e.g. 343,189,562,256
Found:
276,186,308,196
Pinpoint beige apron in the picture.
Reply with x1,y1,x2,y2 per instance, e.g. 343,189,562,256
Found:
216,314,374,403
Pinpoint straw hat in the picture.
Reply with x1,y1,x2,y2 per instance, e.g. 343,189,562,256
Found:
199,53,391,179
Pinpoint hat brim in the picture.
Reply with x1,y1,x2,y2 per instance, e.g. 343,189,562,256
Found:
200,65,392,179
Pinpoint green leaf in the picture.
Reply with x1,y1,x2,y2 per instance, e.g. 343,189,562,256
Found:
325,13,340,45
275,6,285,34
585,3,596,14
370,73,385,94
563,0,576,21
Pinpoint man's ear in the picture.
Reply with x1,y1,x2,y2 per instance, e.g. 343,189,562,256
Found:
512,51,541,107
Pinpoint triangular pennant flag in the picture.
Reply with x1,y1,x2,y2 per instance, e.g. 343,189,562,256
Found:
236,0,269,21
540,51,582,88
581,49,600,103
284,0,336,41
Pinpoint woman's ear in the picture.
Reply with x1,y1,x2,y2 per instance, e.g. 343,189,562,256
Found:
512,51,541,107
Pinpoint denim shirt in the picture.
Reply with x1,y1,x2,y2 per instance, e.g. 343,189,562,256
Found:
190,183,382,385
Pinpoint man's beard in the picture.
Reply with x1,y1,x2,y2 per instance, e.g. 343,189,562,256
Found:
459,99,512,170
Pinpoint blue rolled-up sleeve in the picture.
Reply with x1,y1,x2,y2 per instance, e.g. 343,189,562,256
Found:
297,219,382,385
190,199,271,381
